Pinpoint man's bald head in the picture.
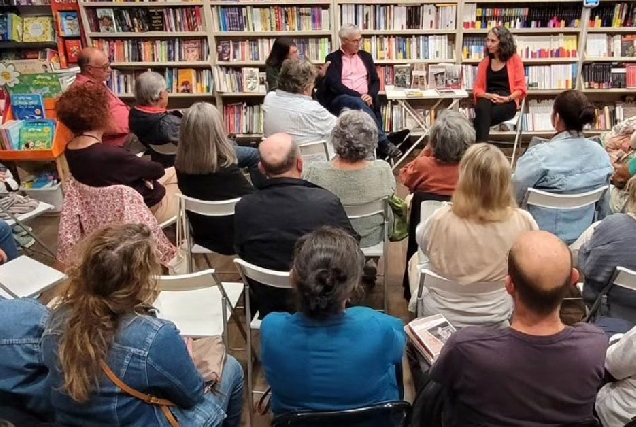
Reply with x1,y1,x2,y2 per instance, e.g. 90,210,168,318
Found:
507,230,576,316
259,133,301,177
78,47,106,72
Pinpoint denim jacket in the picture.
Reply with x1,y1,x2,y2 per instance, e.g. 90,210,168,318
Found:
513,132,613,244
42,309,227,426
0,297,52,419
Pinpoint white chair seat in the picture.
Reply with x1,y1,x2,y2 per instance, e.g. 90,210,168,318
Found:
154,281,243,337
191,244,213,254
0,255,66,298
361,242,383,258
250,314,262,330
5,201,54,226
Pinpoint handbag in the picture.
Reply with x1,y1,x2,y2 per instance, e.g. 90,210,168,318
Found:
100,361,180,427
388,195,409,242
168,199,188,275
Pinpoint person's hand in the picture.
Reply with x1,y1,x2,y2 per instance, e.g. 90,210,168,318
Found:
612,163,631,189
0,249,7,264
361,94,373,106
318,61,330,77
0,172,7,183
492,94,510,104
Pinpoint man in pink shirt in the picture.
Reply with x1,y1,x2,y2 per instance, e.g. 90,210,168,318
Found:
73,47,131,148
321,24,408,160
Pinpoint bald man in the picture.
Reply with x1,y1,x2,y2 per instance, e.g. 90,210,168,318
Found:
234,133,358,318
72,47,131,147
429,231,608,427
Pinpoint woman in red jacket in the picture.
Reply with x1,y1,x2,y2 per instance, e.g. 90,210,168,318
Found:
472,26,527,142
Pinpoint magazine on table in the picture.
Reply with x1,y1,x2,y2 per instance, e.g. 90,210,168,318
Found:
405,313,456,364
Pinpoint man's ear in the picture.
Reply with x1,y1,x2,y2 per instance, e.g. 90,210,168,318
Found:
296,156,303,173
505,275,514,297
570,268,580,286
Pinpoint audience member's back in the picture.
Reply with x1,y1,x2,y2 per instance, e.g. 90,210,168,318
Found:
430,231,608,427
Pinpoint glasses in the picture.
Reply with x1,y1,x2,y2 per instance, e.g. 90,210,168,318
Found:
89,62,111,70
347,38,362,44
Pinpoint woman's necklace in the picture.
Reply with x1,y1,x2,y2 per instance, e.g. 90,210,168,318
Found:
78,133,102,143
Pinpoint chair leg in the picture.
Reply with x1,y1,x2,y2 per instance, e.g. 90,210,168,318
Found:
383,250,389,313
245,284,254,427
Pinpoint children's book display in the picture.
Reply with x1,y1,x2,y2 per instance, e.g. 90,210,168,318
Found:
0,90,57,151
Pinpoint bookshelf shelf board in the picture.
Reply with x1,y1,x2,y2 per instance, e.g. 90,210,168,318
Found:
216,61,265,66
582,88,636,94
339,0,456,3
463,27,580,35
587,27,636,34
80,1,203,6
210,0,330,4
466,88,566,95
489,130,602,137
88,31,208,38
467,0,580,3
0,41,58,49
111,61,211,67
374,59,453,64
219,92,266,97
213,30,331,37
462,57,578,64
117,92,216,98
584,57,636,63
360,29,455,35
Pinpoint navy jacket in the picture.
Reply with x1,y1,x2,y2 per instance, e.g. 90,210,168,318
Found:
321,49,380,109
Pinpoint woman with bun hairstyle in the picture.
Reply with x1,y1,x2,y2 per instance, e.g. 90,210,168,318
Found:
260,226,406,416
513,89,613,244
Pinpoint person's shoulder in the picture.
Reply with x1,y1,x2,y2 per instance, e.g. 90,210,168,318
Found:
511,207,538,228
346,306,404,332
263,91,277,103
0,297,48,326
261,312,293,335
372,159,393,171
569,322,611,341
325,50,340,61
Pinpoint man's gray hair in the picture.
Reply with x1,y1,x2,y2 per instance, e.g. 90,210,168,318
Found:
134,71,167,106
278,58,316,94
429,110,475,164
331,110,377,162
338,23,360,40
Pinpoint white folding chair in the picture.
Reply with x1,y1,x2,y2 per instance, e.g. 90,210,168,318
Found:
299,140,330,161
158,215,176,229
504,97,526,168
233,258,291,427
586,266,636,321
148,143,178,156
343,198,390,312
155,269,243,345
522,186,608,222
0,255,66,299
3,201,56,258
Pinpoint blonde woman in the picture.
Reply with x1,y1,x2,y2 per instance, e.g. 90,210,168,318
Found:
175,102,254,255
42,224,244,426
414,143,538,328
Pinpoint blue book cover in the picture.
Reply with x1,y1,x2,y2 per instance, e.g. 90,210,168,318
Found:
11,94,45,120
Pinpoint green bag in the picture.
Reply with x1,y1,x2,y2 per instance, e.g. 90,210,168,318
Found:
388,195,408,242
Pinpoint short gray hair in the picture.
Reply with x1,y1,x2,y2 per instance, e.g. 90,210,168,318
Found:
339,23,360,40
278,58,316,94
134,71,167,106
331,110,377,162
429,111,475,164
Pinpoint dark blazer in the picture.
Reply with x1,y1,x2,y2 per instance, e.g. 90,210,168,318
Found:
321,49,380,108
234,177,359,317
129,106,183,167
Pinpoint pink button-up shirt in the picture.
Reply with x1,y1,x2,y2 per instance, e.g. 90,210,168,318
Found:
341,51,368,95
72,74,130,147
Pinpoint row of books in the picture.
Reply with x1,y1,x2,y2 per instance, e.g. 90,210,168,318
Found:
593,103,636,131
462,34,578,61
0,14,56,43
586,34,636,59
108,68,213,94
87,7,203,33
582,63,636,89
93,39,208,62
339,4,456,31
216,37,330,63
213,66,265,93
589,3,636,28
224,103,263,135
0,119,56,151
462,64,577,91
216,6,329,32
461,4,582,30
364,35,454,62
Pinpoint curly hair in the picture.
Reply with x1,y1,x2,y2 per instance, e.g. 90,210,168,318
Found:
56,82,112,134
278,58,316,94
489,26,516,62
331,109,377,162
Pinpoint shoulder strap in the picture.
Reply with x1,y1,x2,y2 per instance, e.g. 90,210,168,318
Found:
100,361,180,427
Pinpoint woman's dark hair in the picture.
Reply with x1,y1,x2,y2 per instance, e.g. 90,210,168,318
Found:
292,226,364,321
553,90,596,132
489,26,516,62
265,38,296,68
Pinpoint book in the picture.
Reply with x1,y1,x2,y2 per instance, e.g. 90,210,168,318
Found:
96,8,116,33
6,73,64,98
148,9,164,32
241,67,259,93
18,119,56,150
405,314,456,364
23,16,54,42
58,11,81,37
428,64,462,90
0,120,22,150
3,59,52,75
394,64,412,89
217,41,230,61
0,14,23,42
411,64,427,89
64,39,81,63
183,40,202,61
177,69,196,93
11,94,45,120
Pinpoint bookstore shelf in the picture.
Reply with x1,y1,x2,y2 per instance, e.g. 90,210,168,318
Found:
375,59,452,64
339,0,456,4
359,29,455,35
463,28,581,35
209,0,331,4
0,41,58,49
587,27,636,33
111,61,211,67
584,57,636,63
462,58,579,65
220,92,265,97
117,92,216,98
79,1,204,6
213,31,332,37
87,31,208,38
583,89,636,94
469,0,581,3
216,61,266,66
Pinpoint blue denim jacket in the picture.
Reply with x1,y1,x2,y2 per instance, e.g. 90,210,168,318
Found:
0,297,52,419
42,309,227,426
513,132,613,244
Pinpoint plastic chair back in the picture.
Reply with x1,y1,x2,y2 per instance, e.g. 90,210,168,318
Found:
271,401,411,427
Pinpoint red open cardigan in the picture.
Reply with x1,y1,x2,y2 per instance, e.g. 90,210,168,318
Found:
472,54,527,109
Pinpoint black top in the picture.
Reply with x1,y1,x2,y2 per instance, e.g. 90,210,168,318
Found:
486,63,511,96
65,143,165,208
176,165,254,255
129,107,183,167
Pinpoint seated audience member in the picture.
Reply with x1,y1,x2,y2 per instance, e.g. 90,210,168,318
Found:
261,226,406,416
265,38,329,93
129,72,261,170
42,224,244,426
57,83,179,225
0,298,52,423
579,176,636,323
175,102,254,255
323,24,408,160
472,26,527,142
73,47,131,148
399,111,473,196
0,219,18,263
596,325,636,427
607,120,636,212
513,89,613,244
414,143,537,327
431,230,608,427
234,133,358,318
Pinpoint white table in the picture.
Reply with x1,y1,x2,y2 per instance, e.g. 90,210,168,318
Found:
385,88,468,169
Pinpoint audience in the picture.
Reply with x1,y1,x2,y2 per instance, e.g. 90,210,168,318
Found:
42,224,244,426
57,83,180,225
596,325,636,427
175,102,254,255
431,230,608,426
304,110,395,248
0,297,52,423
399,111,473,196
0,219,18,264
414,143,537,327
579,175,636,323
513,89,613,244
322,24,408,160
73,47,131,148
261,226,406,415
234,133,358,318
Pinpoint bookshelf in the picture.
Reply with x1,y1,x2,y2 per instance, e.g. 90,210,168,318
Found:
75,0,636,138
